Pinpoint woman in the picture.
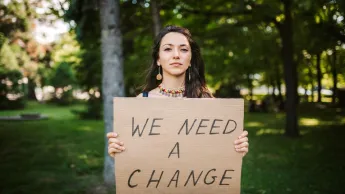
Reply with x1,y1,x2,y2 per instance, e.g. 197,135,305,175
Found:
107,25,249,157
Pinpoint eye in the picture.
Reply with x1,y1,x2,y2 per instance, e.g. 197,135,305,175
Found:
181,48,189,52
164,48,172,51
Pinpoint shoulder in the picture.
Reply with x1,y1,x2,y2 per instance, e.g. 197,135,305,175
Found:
137,88,164,98
136,93,143,98
136,88,159,98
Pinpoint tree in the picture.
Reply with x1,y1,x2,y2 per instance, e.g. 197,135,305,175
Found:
0,38,24,109
1,0,54,101
65,0,103,118
50,61,76,105
151,0,162,36
100,0,125,187
278,0,298,137
173,0,300,136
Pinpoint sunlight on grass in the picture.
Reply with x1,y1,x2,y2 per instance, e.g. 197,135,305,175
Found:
300,130,310,135
300,118,320,126
245,122,264,127
256,128,310,136
256,128,284,135
78,154,88,159
275,114,285,119
78,126,93,131
303,144,314,150
341,117,345,124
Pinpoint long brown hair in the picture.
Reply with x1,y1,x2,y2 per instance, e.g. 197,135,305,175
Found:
142,25,213,98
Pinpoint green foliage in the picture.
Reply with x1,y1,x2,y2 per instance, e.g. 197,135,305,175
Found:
49,61,76,106
64,1,103,117
50,62,76,88
0,33,5,47
0,69,25,109
61,0,345,120
0,38,25,109
0,1,28,37
72,95,103,119
0,39,19,70
65,0,101,80
52,31,81,65
0,0,53,103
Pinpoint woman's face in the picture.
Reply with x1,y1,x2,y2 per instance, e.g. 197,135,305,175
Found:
157,32,192,78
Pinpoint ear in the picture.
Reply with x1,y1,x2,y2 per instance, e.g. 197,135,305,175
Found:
157,59,161,66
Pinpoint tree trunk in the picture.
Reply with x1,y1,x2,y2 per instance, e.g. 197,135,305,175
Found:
247,73,253,100
27,78,37,100
279,0,299,137
100,0,125,187
316,53,322,103
275,64,283,103
307,60,314,102
332,49,337,104
271,75,276,99
151,0,162,37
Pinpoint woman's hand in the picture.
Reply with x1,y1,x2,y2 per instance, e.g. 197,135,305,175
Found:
107,132,125,157
234,130,249,157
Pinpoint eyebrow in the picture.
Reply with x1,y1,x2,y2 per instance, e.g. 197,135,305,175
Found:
162,43,189,47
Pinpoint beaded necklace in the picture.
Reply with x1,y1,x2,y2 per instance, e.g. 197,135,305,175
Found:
158,84,185,97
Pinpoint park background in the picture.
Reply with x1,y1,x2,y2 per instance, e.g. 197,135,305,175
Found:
1,0,345,193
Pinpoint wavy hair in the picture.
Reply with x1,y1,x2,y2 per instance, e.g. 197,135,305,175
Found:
142,25,213,98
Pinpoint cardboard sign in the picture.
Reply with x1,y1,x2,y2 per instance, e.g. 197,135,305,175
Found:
113,98,244,194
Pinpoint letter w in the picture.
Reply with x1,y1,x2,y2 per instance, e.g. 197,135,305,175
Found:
132,117,149,137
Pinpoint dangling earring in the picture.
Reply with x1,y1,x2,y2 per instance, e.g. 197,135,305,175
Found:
156,65,162,80
188,65,191,81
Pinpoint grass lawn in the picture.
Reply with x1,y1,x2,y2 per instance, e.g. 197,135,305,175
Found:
0,102,106,194
0,101,344,194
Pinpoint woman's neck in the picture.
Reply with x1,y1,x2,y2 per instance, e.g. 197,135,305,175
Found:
161,73,186,89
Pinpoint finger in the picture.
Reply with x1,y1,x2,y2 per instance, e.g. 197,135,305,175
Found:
109,152,115,157
108,148,122,157
109,143,125,151
234,137,248,145
107,132,118,138
108,138,124,146
235,142,249,149
235,147,248,153
239,130,248,138
108,147,117,157
108,145,125,155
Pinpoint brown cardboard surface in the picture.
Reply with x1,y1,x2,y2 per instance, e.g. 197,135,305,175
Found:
113,98,244,194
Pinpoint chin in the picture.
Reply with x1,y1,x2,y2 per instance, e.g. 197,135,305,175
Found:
166,69,187,77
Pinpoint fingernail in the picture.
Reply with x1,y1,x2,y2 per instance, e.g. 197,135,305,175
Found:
120,142,124,145
122,147,126,150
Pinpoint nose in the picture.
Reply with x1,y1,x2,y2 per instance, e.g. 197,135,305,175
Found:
173,48,180,59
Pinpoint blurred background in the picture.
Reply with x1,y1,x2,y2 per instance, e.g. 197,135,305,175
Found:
0,0,344,193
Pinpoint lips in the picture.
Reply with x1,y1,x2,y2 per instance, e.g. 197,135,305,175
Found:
170,62,182,66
